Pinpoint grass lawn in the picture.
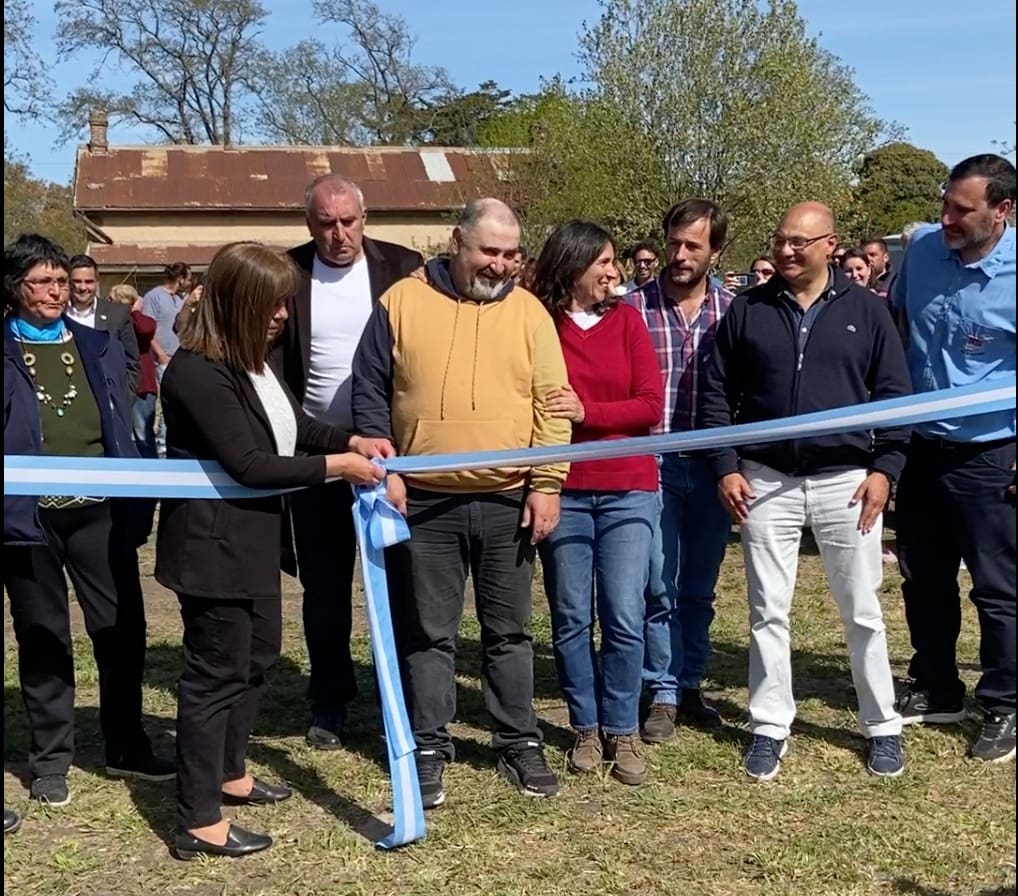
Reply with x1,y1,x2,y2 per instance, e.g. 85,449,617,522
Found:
4,538,1015,896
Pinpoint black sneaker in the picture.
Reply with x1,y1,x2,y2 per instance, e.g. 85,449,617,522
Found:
676,688,723,730
30,774,70,807
107,753,176,782
866,735,905,777
970,711,1016,763
895,682,966,725
306,712,346,751
496,742,559,798
4,808,22,835
415,750,447,809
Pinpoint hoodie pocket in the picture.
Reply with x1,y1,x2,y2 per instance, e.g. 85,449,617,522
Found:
407,417,520,457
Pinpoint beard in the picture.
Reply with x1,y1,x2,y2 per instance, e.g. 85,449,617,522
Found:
464,272,511,301
666,260,709,285
943,216,995,251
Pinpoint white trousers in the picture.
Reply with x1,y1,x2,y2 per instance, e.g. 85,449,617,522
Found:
739,461,902,740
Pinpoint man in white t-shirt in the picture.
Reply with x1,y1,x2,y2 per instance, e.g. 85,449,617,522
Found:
277,174,423,750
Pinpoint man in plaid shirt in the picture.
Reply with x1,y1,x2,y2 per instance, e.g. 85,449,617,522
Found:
624,198,736,743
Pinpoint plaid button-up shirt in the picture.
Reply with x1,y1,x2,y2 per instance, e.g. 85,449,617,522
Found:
624,279,735,434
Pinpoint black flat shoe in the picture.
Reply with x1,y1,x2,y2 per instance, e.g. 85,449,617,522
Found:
172,823,272,860
222,777,293,806
4,808,22,835
306,714,345,751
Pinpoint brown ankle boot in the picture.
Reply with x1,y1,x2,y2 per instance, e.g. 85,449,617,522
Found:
568,730,603,773
604,733,647,785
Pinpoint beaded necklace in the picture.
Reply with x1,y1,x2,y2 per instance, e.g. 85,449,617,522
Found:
19,346,80,417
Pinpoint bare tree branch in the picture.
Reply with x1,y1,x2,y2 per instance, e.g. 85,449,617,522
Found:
54,0,267,145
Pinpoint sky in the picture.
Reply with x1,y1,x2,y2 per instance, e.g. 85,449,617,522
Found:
11,0,1017,184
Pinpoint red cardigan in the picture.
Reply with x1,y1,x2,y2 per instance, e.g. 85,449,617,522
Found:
555,302,663,492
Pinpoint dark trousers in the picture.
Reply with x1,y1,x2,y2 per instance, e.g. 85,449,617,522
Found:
897,436,1016,714
386,487,539,761
4,502,150,778
290,480,358,717
175,593,281,830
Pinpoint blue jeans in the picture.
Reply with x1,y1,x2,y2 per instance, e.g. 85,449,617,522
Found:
643,455,731,705
539,490,656,734
132,393,158,458
155,364,168,458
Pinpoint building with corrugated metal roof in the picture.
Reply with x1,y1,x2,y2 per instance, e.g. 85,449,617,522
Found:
73,112,521,293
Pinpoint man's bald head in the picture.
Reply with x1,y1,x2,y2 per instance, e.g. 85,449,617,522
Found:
773,201,838,287
779,201,836,235
458,198,519,238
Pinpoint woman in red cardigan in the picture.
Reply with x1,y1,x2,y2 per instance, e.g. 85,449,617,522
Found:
531,221,663,786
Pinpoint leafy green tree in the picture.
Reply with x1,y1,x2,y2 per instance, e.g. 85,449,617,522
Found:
4,145,86,252
416,81,514,146
504,0,899,266
854,142,947,236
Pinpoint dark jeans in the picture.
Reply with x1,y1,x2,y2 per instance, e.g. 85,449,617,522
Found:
290,480,358,718
897,435,1016,714
175,593,281,830
4,502,151,778
386,487,539,761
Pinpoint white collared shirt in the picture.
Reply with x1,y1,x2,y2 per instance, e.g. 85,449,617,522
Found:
66,297,98,328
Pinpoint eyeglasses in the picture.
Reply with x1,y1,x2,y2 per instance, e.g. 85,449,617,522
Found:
770,233,834,251
633,259,657,267
23,277,71,291
751,268,775,276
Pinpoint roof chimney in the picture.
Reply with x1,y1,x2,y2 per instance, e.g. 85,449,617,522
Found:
88,109,109,154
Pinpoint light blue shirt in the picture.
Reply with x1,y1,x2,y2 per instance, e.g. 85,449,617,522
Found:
142,285,185,360
892,223,1016,442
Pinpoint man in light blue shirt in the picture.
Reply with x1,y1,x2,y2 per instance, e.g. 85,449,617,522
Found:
891,153,1016,764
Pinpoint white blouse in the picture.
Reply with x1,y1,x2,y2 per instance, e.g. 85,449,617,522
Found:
247,365,297,456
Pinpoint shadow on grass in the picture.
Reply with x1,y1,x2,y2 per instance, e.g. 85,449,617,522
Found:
140,643,394,775
892,880,1016,896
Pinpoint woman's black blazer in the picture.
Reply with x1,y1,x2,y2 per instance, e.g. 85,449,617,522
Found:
155,349,351,600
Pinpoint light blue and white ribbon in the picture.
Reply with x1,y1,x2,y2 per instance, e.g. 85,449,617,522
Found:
352,479,425,848
6,379,1013,497
3,377,1016,851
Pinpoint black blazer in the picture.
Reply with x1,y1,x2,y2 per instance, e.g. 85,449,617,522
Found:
277,237,423,403
93,299,141,395
155,349,351,600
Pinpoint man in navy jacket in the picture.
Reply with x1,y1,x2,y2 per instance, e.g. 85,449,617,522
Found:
701,201,911,782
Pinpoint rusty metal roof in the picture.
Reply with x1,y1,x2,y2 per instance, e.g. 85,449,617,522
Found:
90,243,291,269
74,145,520,212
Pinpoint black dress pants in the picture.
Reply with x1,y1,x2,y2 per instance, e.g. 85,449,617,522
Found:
385,488,540,761
897,436,1017,714
290,480,358,718
4,501,151,778
175,593,281,830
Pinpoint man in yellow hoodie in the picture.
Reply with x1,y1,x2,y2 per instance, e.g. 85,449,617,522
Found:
352,198,571,808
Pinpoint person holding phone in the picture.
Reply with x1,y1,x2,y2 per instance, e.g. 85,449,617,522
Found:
156,242,388,860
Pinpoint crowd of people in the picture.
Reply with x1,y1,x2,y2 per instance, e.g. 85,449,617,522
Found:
2,153,1015,858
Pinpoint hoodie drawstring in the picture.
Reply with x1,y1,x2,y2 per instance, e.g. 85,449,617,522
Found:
438,300,483,417
439,300,461,421
471,303,481,412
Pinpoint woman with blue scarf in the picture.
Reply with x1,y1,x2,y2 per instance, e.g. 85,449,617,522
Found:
3,234,173,820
